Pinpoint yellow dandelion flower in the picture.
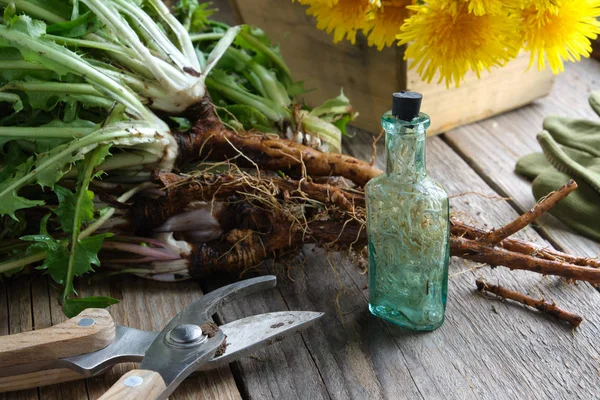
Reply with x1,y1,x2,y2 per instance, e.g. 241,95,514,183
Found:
305,0,372,44
366,1,412,50
439,0,507,16
397,0,520,87
296,0,339,7
521,0,600,73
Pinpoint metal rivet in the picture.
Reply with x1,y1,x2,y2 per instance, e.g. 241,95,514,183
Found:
166,324,207,348
168,324,203,344
78,318,95,327
124,376,144,388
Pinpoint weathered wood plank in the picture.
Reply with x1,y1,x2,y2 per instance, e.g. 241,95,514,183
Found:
342,130,600,399
203,274,334,400
206,262,431,400
31,278,89,400
74,276,242,400
443,58,600,259
270,254,430,400
1,277,39,400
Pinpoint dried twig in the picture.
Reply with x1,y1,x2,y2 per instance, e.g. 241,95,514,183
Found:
484,180,578,245
453,237,600,284
476,280,583,327
451,219,600,269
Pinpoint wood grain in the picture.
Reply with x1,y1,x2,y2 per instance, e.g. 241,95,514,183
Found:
0,369,86,394
342,131,600,399
1,277,40,400
231,0,554,135
98,369,166,400
79,277,241,400
443,58,600,260
0,309,115,369
202,275,333,400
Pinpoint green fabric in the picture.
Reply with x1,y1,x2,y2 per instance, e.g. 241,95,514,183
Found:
515,91,600,242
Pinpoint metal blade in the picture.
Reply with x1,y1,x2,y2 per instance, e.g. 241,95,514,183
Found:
0,309,323,383
200,311,324,371
137,276,278,399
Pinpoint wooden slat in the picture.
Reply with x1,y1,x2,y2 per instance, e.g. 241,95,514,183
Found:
443,58,600,259
408,53,554,135
203,275,334,400
231,0,554,135
342,130,600,398
229,0,401,134
1,277,38,400
31,277,89,400
267,256,430,400
73,277,242,400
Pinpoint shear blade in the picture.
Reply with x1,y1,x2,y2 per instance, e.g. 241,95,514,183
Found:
201,310,324,370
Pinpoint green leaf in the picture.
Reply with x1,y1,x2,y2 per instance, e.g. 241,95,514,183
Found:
175,0,215,32
169,116,192,132
309,90,352,118
286,81,309,97
217,104,273,132
62,145,111,300
8,15,47,39
34,144,82,189
22,232,110,286
3,2,16,25
0,155,44,219
55,185,94,234
333,114,353,136
63,296,119,318
46,11,102,38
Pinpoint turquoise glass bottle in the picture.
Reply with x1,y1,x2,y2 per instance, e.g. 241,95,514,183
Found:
366,91,450,331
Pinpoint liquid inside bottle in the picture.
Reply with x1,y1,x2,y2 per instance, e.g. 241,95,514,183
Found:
366,98,450,331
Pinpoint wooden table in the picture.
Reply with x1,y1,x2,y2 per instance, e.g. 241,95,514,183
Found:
2,34,600,400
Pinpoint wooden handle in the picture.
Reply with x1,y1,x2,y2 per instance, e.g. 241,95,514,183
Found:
98,369,166,400
0,368,90,393
0,308,115,368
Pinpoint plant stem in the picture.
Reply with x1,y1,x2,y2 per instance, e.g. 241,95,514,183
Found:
46,35,137,57
0,252,47,274
0,126,97,139
0,0,66,23
189,32,225,42
238,30,292,83
205,77,289,121
80,182,154,239
63,146,106,301
0,25,150,120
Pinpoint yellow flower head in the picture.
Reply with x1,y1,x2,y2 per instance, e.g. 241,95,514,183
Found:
397,1,520,87
366,1,413,50
521,0,600,73
305,0,372,44
440,0,507,16
296,0,340,7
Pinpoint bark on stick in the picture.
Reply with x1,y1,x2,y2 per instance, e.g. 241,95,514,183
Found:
475,280,583,327
484,180,578,245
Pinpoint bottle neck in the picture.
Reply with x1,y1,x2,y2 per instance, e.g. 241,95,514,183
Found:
382,112,430,181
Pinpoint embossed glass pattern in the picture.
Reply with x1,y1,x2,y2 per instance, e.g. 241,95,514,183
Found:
366,111,450,331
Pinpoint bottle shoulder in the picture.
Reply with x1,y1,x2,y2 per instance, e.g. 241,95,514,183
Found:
366,175,448,201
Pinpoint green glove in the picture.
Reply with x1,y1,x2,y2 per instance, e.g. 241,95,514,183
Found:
516,153,600,242
515,91,600,243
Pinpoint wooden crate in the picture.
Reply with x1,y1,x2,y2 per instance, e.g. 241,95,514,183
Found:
229,0,555,135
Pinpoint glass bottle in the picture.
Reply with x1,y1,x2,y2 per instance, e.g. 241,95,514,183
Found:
366,91,450,331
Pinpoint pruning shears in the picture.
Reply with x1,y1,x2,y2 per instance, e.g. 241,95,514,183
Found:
0,276,323,399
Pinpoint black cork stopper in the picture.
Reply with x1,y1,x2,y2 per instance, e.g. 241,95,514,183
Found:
392,91,422,122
